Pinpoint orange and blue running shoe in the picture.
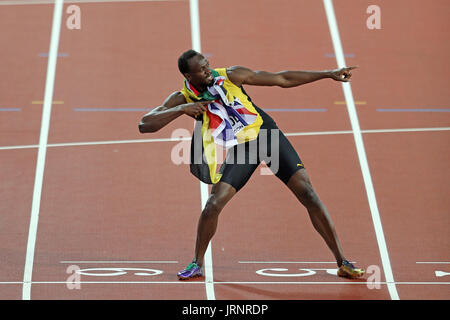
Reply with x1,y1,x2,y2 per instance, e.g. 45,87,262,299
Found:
177,262,203,280
337,260,365,279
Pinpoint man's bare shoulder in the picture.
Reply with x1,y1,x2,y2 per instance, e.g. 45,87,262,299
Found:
226,65,251,72
226,66,254,87
163,91,187,108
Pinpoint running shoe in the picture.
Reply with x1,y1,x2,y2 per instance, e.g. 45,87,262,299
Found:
337,260,365,279
177,262,203,280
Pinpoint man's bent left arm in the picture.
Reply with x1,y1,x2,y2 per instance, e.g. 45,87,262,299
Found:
227,65,357,88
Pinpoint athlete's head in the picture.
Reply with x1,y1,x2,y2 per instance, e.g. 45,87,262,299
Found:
178,49,214,90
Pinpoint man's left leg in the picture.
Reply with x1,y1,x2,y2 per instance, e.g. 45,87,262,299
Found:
286,169,345,265
286,169,365,278
267,126,364,278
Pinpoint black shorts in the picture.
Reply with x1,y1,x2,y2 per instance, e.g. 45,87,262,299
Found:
219,106,304,192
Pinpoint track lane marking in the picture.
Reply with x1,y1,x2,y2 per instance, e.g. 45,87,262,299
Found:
416,262,450,264
1,127,449,151
22,0,64,300
323,0,399,300
59,261,179,264
189,0,215,301
0,0,185,5
238,261,355,264
2,281,450,285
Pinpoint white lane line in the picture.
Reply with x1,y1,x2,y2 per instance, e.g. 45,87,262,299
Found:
189,0,201,54
323,0,399,300
22,0,64,301
2,281,205,285
286,130,352,137
0,0,185,5
200,180,215,299
416,262,450,264
362,127,450,134
47,136,191,148
1,281,449,285
0,144,38,151
1,127,448,152
47,137,191,148
189,0,215,301
59,261,179,264
212,281,450,285
0,136,191,151
287,126,450,137
238,261,355,264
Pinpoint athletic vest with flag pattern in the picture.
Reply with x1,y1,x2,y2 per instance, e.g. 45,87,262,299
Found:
180,68,264,184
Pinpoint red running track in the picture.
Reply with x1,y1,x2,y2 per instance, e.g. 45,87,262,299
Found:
0,0,448,300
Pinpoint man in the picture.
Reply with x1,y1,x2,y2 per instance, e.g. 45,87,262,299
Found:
139,49,364,280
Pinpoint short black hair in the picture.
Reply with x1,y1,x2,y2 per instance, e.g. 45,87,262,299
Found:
178,49,200,74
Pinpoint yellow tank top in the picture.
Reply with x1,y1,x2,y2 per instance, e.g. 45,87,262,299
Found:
180,67,263,143
180,68,263,184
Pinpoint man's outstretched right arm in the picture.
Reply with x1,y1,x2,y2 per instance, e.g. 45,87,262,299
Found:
138,91,208,133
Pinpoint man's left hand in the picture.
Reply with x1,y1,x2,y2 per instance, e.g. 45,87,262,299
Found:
330,66,358,82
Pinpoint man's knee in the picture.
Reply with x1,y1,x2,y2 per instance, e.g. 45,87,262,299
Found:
203,187,234,216
298,183,320,205
288,172,321,206
203,196,223,216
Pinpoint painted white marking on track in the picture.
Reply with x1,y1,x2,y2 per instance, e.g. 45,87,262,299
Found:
1,127,448,152
76,268,163,277
189,0,215,301
22,0,64,301
0,0,185,5
323,0,399,300
255,268,338,277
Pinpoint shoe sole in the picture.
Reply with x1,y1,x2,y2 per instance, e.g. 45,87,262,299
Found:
337,269,365,279
177,273,203,281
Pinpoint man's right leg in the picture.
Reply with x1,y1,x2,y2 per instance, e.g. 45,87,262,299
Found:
178,139,260,280
177,181,237,280
193,181,236,267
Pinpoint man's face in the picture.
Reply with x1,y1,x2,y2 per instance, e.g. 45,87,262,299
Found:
185,54,214,88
